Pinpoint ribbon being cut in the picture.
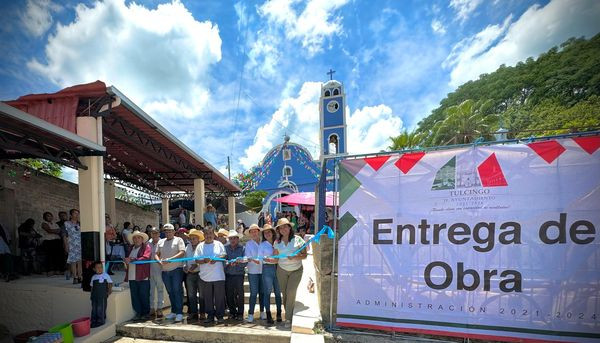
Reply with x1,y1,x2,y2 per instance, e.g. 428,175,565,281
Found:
106,225,335,269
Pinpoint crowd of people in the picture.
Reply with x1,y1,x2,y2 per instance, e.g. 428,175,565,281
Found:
112,216,306,327
0,209,82,283
1,204,311,329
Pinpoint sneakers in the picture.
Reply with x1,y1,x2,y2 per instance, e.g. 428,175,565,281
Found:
175,314,183,322
245,314,254,323
165,313,176,320
260,312,267,320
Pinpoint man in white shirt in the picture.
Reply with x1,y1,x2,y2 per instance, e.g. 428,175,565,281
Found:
155,223,186,322
195,227,226,324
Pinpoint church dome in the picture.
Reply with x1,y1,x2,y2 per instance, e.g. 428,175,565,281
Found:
323,80,342,89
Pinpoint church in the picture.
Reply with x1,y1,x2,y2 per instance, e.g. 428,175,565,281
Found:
249,76,348,214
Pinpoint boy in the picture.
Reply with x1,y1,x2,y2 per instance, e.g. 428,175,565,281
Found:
90,261,113,328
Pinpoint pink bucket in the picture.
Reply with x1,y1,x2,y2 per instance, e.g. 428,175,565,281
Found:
71,317,90,337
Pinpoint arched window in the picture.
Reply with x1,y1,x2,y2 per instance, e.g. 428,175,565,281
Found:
283,166,293,177
328,134,339,154
324,90,331,97
333,88,340,96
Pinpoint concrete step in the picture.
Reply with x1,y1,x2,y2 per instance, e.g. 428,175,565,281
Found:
117,318,291,343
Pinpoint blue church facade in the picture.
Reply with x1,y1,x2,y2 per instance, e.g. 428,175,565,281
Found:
252,140,321,214
251,77,348,214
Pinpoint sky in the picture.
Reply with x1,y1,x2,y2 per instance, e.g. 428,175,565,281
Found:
1,0,600,180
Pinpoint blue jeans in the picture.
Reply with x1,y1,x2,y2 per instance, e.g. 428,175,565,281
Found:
262,264,282,314
129,279,150,316
162,268,184,315
247,273,264,315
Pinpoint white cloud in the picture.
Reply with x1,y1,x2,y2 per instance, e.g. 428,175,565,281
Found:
348,105,403,154
245,0,349,80
28,0,222,120
259,0,348,55
238,82,403,169
239,82,321,169
431,19,446,35
444,0,600,87
449,0,482,23
21,0,61,37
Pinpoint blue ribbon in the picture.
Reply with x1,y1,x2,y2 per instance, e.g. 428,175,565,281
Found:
106,225,335,269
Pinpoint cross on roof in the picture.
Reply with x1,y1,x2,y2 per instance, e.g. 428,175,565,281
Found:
327,69,335,80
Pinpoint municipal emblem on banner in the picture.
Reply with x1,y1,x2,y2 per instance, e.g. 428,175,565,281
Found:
431,153,507,191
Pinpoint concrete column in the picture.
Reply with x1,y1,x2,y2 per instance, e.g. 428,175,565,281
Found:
161,197,170,226
76,116,105,263
227,196,236,230
193,178,205,225
104,180,117,225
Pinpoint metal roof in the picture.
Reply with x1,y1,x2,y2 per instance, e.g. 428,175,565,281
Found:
0,102,105,170
4,81,240,195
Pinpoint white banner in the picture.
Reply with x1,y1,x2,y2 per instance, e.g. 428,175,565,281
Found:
336,136,600,342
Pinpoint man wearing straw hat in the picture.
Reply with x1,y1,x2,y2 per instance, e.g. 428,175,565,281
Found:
195,227,227,324
155,223,186,323
124,229,152,321
224,230,246,320
184,229,206,321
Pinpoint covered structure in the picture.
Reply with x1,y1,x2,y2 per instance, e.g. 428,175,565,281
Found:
0,81,240,339
5,81,240,236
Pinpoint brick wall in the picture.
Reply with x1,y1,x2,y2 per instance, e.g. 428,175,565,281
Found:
0,162,158,242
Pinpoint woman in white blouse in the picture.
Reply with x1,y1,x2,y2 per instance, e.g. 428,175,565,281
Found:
273,218,307,327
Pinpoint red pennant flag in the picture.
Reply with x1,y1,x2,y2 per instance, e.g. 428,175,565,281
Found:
528,141,565,164
573,136,600,155
364,155,391,171
477,153,507,187
395,152,425,174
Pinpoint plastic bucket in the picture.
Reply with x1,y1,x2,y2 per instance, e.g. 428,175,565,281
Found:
71,317,91,337
48,323,74,343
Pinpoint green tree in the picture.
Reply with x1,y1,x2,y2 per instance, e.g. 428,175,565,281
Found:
388,129,423,151
243,190,267,212
17,159,62,177
432,99,498,145
416,34,600,141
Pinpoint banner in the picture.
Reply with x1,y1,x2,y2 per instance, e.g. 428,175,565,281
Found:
336,136,600,342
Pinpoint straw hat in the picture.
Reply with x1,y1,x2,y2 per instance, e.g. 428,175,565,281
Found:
217,228,230,237
261,223,276,234
128,230,149,245
245,224,260,236
188,229,205,241
273,217,294,229
227,230,240,238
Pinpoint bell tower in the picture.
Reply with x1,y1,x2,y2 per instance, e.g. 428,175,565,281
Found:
319,69,347,161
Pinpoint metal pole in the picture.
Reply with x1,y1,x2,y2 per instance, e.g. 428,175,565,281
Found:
329,159,339,329
227,156,231,179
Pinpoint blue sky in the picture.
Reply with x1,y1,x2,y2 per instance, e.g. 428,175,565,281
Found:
1,0,599,179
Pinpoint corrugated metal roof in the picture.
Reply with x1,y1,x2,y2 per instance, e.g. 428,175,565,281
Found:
3,81,240,194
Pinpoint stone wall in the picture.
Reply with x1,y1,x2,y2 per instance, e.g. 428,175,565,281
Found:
312,237,338,325
0,162,158,245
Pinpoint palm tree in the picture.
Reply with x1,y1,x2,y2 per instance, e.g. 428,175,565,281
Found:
432,99,498,145
388,129,424,151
